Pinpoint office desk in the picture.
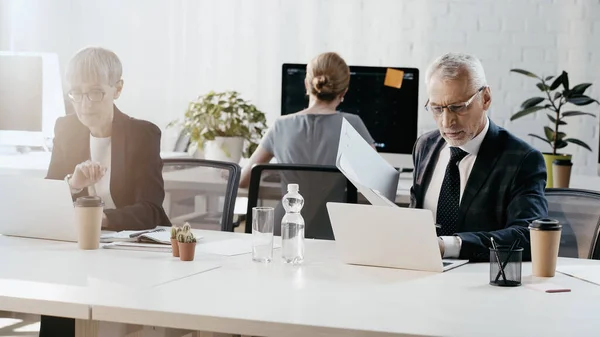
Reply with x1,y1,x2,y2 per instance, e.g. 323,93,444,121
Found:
1,231,597,337
90,240,600,337
0,233,224,336
0,151,190,177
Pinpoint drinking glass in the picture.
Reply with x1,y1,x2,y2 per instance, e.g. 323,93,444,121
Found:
252,207,274,263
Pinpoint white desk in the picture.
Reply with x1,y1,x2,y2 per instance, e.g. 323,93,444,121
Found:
0,151,190,177
1,231,600,337
91,240,600,337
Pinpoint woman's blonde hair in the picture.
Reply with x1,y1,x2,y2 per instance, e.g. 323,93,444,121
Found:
66,46,122,85
306,52,350,101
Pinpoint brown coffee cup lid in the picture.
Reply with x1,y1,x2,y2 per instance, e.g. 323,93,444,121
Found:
75,196,104,207
529,218,561,231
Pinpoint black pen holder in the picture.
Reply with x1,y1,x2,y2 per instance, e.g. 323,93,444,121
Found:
489,246,523,287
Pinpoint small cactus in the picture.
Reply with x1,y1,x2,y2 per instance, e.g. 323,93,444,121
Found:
182,222,191,233
176,230,196,243
170,226,180,239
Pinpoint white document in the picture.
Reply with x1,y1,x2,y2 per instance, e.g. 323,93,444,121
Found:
336,118,400,203
557,265,600,286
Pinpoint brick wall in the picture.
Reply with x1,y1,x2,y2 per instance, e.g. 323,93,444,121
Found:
3,0,600,173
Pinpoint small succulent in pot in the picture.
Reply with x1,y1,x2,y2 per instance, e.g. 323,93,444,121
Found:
170,226,181,257
177,224,197,261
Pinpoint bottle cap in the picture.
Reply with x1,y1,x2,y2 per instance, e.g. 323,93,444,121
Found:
287,183,299,193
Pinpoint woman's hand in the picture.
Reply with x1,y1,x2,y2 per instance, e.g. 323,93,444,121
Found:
69,160,107,190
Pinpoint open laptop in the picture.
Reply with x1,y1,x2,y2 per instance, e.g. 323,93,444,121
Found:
327,202,468,272
332,119,468,272
0,175,78,241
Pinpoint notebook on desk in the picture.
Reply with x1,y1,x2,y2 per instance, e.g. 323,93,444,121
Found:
100,228,171,244
103,242,173,252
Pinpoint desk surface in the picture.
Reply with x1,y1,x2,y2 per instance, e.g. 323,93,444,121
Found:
0,234,221,321
1,231,596,337
90,238,600,337
0,151,190,177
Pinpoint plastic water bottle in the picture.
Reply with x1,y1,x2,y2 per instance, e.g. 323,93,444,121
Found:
281,183,305,264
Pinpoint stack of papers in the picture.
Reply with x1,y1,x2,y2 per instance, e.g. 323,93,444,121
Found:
100,228,171,244
103,242,173,253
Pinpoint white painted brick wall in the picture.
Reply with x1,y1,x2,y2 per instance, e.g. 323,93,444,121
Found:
2,0,600,174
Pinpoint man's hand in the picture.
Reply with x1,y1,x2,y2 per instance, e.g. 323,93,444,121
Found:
438,237,445,257
69,160,107,190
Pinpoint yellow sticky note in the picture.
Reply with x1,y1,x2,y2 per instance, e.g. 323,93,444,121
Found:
384,68,404,89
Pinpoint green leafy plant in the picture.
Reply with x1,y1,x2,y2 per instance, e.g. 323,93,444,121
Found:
169,91,268,158
510,69,599,155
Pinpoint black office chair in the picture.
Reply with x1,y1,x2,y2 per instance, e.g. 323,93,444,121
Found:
162,158,240,231
545,188,600,259
245,164,357,240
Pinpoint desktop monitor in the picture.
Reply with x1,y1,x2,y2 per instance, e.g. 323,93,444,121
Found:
0,52,65,149
281,63,419,169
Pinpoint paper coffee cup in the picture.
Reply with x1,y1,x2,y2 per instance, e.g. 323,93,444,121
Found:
529,218,562,277
552,159,572,188
74,196,104,250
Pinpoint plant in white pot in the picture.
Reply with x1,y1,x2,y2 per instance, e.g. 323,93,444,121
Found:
510,69,599,187
171,91,268,163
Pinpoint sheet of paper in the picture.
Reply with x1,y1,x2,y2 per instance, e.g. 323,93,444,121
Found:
196,238,281,256
384,68,404,88
557,265,600,286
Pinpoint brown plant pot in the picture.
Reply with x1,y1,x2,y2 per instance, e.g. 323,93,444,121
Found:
178,242,196,261
171,238,180,257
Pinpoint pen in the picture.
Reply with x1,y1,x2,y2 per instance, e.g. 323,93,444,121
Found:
494,238,520,283
490,237,508,283
129,228,163,238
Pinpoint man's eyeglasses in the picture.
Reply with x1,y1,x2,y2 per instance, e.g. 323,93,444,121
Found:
67,90,106,103
424,86,486,115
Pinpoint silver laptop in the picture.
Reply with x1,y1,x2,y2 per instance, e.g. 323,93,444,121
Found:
326,202,468,272
0,175,78,241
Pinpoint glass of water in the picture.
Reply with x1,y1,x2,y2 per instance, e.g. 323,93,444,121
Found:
252,207,274,263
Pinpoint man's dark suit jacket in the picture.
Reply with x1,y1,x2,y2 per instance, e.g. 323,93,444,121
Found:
409,119,548,262
46,106,170,231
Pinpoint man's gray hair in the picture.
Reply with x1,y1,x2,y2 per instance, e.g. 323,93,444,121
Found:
66,46,122,85
425,52,487,92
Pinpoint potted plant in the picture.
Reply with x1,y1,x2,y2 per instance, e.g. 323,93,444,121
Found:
170,226,182,257
170,91,268,163
510,69,599,187
176,223,197,261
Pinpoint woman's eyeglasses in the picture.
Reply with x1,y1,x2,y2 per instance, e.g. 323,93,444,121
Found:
67,90,106,103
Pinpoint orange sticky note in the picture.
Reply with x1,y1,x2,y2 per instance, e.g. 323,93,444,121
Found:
384,68,404,89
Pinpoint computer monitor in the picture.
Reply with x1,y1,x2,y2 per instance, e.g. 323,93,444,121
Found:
0,52,65,149
281,63,419,169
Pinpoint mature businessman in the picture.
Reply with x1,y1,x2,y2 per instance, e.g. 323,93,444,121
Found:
410,52,548,262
